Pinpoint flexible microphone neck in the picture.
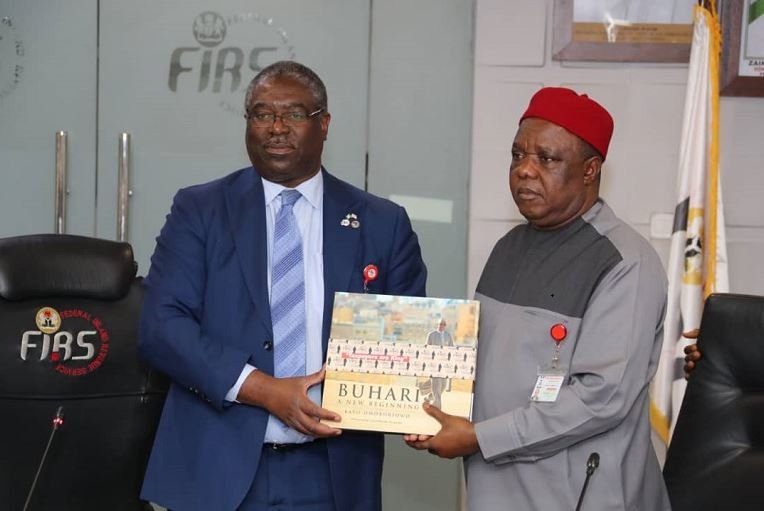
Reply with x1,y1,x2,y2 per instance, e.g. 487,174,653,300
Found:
22,406,65,511
575,452,600,511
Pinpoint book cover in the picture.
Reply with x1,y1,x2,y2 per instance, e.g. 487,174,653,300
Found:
321,292,479,435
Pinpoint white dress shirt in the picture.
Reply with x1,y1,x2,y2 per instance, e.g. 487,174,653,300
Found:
225,170,325,444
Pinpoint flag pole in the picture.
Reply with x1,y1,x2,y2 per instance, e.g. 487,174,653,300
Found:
704,0,721,298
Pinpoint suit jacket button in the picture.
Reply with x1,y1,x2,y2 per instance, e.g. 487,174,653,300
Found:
263,340,273,351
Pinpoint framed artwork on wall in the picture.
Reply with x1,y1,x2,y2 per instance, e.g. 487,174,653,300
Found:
720,0,764,96
552,0,695,62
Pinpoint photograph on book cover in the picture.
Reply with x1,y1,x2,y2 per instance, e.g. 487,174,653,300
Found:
322,292,479,435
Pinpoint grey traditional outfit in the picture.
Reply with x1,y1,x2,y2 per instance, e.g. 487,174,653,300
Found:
467,200,671,511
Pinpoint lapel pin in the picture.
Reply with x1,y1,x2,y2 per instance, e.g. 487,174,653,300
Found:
363,264,379,292
341,213,360,228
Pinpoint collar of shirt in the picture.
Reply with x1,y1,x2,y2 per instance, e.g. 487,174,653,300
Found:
261,169,323,211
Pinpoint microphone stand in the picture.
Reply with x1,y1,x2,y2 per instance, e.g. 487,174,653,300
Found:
22,406,65,511
574,452,599,511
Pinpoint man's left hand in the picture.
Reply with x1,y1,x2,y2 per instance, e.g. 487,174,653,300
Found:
403,403,480,459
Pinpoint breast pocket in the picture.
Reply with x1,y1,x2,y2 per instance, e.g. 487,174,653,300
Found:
519,307,579,371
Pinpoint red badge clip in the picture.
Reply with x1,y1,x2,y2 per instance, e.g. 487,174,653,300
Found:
550,323,567,345
363,264,379,292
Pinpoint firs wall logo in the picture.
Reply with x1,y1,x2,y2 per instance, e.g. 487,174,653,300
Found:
20,307,110,377
168,11,296,116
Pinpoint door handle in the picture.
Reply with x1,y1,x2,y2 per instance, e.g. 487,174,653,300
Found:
117,132,132,241
54,131,68,234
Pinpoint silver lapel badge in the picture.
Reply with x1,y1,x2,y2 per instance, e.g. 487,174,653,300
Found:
341,213,360,229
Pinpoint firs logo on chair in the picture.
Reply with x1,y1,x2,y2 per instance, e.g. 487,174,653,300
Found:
19,306,110,376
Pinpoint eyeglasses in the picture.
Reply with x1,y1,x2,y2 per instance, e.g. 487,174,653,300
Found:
245,108,324,127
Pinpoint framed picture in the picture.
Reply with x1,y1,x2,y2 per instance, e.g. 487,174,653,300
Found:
552,0,695,62
720,0,764,96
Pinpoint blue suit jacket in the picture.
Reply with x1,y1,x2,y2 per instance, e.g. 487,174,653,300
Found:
139,167,427,511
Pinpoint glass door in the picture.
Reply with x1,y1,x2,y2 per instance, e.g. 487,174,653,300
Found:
96,0,371,274
0,0,97,237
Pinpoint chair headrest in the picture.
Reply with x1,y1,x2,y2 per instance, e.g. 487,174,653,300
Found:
698,293,764,388
0,234,137,301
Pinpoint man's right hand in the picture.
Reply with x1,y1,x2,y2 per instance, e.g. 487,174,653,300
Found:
683,344,702,379
237,366,342,438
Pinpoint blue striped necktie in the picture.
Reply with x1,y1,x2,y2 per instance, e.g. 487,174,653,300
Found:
271,189,306,380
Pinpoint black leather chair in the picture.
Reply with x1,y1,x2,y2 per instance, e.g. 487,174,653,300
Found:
0,234,168,511
663,293,764,511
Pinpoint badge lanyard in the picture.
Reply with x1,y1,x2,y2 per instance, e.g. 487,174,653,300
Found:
530,323,568,403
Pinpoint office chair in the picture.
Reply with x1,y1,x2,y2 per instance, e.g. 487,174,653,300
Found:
0,234,168,511
663,293,764,511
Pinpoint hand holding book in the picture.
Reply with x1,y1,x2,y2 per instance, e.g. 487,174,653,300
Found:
403,402,480,458
238,365,343,438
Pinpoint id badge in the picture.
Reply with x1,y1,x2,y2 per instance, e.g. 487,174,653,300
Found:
530,364,567,403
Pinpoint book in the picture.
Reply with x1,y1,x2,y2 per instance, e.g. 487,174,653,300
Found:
321,292,479,435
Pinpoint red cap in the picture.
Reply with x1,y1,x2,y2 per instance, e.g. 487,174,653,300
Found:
519,87,614,160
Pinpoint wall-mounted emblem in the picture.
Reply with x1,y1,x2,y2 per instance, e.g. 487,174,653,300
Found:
193,11,227,47
20,307,111,377
169,11,297,117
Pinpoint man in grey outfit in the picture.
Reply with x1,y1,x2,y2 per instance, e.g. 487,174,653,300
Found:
405,87,671,511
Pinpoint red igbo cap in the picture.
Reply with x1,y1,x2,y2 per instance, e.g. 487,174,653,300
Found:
519,87,614,160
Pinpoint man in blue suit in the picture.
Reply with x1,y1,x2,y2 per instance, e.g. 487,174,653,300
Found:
139,61,427,511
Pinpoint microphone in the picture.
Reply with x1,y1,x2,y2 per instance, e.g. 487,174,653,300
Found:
574,452,600,511
22,406,65,511
586,452,599,475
